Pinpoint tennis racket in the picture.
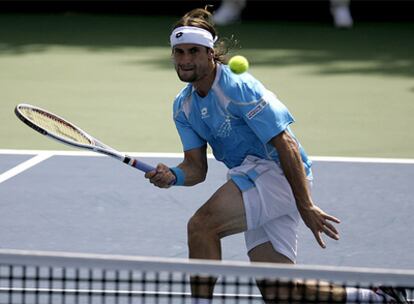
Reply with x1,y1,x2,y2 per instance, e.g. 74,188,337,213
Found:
15,103,155,173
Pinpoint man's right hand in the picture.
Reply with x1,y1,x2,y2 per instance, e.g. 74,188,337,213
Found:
145,163,176,188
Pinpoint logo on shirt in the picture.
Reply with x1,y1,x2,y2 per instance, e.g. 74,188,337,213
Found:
201,107,209,119
216,116,232,138
246,99,268,120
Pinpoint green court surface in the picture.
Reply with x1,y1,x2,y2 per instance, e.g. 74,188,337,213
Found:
1,13,413,158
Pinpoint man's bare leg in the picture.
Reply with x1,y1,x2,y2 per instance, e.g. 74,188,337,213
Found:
187,180,247,300
249,242,346,303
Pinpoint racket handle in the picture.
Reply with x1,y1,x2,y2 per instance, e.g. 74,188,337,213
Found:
134,160,155,173
126,156,176,185
124,156,155,173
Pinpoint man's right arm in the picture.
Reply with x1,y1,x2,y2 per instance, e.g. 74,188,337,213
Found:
145,145,208,188
175,145,208,186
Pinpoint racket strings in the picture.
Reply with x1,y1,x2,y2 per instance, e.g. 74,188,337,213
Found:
19,108,92,145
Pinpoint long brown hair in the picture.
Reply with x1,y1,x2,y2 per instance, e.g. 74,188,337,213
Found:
172,6,237,64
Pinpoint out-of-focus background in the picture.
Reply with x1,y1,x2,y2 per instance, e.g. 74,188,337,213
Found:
1,0,413,156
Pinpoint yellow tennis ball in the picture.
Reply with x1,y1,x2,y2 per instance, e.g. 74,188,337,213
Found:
228,55,249,74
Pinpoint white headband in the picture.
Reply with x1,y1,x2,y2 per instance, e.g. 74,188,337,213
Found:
170,26,217,49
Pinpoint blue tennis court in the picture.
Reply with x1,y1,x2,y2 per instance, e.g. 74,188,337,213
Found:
0,150,413,269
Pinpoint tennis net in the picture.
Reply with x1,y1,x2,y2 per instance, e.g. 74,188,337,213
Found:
0,249,412,304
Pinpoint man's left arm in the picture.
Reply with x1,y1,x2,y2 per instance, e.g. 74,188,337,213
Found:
270,131,341,248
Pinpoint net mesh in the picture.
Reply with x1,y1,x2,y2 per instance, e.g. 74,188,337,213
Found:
0,249,412,304
18,106,92,145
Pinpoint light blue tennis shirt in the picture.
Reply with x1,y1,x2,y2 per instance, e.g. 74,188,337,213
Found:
173,63,312,191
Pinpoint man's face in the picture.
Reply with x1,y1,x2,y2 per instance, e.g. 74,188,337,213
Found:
172,44,213,83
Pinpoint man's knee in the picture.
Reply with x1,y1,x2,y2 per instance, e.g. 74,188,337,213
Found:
187,209,217,241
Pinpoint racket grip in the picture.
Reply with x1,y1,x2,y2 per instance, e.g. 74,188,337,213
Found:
134,161,155,173
124,156,155,173
127,156,176,185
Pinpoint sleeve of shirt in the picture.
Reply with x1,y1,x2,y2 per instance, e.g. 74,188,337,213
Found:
234,89,295,144
174,110,206,152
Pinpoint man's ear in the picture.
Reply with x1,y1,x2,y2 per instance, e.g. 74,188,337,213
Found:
207,48,214,60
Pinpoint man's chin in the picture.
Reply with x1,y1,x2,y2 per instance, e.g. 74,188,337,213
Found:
177,71,197,83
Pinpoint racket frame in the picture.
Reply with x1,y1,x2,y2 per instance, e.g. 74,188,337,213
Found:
15,103,154,172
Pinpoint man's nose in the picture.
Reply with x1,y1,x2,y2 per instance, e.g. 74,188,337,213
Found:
181,52,193,65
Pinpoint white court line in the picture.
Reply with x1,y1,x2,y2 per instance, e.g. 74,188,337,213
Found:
0,149,187,158
0,149,413,164
0,153,53,184
310,155,414,164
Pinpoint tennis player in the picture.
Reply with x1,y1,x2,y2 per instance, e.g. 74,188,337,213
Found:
145,7,408,304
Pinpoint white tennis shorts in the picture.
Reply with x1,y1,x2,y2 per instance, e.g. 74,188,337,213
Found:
228,155,311,263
